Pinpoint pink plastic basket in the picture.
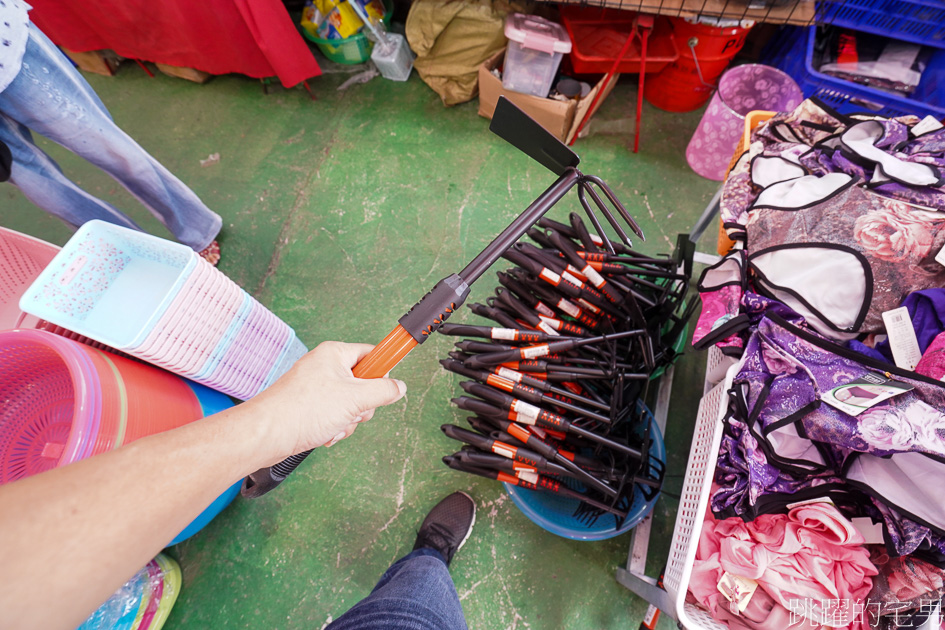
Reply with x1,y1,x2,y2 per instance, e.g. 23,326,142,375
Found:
0,329,102,482
0,227,60,330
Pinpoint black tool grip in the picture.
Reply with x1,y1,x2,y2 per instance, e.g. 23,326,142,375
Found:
399,274,470,342
451,396,506,418
437,323,492,338
441,424,496,451
468,302,520,330
240,449,313,498
454,339,514,354
463,348,521,368
439,359,486,382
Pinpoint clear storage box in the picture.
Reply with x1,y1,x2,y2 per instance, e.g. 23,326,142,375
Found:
502,13,572,98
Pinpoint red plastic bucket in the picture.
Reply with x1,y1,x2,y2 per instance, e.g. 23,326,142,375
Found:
644,18,753,113
645,54,733,112
670,18,751,59
81,345,204,456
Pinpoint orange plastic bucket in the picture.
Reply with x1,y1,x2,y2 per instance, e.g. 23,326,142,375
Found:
80,346,203,455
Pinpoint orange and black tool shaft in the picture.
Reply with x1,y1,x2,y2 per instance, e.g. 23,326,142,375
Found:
462,382,642,459
547,230,625,304
495,359,612,379
501,247,583,300
480,363,610,411
449,351,610,381
576,250,675,268
442,456,575,499
463,329,645,368
437,323,550,344
454,340,569,363
512,242,619,309
450,398,598,468
495,271,557,318
242,273,470,498
443,419,616,498
444,453,628,517
465,415,568,454
441,359,611,421
242,167,583,498
452,448,563,478
441,424,549,469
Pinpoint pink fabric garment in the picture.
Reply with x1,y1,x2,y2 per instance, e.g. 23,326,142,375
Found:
689,502,877,630
916,331,945,381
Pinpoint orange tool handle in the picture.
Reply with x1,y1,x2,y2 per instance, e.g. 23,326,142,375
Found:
352,325,419,379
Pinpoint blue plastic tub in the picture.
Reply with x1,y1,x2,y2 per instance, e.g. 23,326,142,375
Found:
503,400,665,541
169,381,239,546
764,25,945,119
816,0,945,49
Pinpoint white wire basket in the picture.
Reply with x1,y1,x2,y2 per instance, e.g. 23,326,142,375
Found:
663,346,743,630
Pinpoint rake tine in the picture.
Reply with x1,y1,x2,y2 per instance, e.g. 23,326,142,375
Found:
584,174,645,241
582,179,635,248
576,182,616,255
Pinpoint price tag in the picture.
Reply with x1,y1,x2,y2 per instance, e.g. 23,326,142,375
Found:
717,572,758,613
883,307,921,371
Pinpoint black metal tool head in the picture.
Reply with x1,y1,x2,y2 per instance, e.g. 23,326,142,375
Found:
489,97,581,177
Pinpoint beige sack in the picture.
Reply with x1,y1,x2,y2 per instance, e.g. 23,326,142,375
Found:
406,0,532,106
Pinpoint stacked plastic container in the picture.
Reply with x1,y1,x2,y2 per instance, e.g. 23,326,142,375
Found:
19,221,307,401
502,14,572,98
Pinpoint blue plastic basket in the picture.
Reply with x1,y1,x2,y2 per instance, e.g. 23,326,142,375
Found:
816,0,945,49
503,400,665,541
764,25,945,119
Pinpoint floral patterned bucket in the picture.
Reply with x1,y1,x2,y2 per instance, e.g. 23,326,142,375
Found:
685,64,802,181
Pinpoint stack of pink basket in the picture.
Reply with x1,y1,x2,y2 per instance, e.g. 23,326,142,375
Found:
19,221,307,400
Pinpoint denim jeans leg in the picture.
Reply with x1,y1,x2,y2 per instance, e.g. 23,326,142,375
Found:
326,548,468,630
0,23,222,250
0,111,144,232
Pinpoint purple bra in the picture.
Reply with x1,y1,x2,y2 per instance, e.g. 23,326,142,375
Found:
712,312,945,562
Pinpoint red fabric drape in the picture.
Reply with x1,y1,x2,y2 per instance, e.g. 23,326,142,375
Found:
28,0,321,87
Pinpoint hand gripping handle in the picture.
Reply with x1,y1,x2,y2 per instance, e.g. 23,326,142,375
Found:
241,276,470,498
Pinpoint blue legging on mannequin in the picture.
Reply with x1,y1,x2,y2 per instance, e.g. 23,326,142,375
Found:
326,549,468,630
0,22,222,251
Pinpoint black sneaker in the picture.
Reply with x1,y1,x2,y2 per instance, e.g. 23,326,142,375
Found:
412,491,476,567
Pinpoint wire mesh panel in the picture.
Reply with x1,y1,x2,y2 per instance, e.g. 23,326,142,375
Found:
554,0,816,26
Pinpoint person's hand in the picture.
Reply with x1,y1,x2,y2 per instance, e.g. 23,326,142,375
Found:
247,341,406,465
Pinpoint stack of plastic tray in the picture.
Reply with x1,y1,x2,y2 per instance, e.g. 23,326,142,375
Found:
19,221,308,400
764,25,945,119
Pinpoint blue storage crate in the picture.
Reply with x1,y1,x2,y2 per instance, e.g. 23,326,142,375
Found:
817,0,945,49
764,25,945,119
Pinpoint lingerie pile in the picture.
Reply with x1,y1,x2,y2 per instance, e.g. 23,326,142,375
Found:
688,98,945,630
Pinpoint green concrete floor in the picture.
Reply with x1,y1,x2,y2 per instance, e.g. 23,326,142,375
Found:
0,47,722,629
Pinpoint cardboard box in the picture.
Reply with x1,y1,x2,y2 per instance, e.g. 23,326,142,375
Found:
156,63,214,84
63,49,120,77
478,49,619,145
